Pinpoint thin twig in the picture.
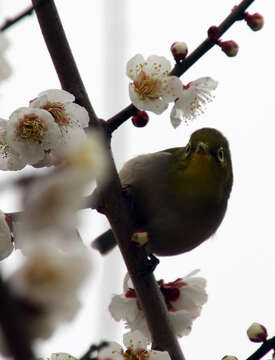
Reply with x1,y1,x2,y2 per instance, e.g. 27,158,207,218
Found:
0,5,34,31
246,337,275,360
106,0,256,132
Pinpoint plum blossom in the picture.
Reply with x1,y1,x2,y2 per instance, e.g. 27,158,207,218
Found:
98,330,171,360
8,242,91,341
127,54,182,114
0,119,26,170
6,107,61,165
0,210,13,260
30,89,89,144
170,77,218,128
0,33,12,82
109,271,207,340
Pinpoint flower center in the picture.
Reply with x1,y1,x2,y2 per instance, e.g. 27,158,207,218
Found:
133,71,161,100
123,349,150,360
25,257,59,286
17,114,47,143
42,102,69,126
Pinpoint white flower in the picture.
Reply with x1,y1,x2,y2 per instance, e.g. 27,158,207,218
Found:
30,89,89,137
0,33,12,82
109,271,207,340
170,77,218,128
9,244,90,305
6,107,61,165
98,330,171,360
0,210,13,260
127,54,182,114
0,118,26,170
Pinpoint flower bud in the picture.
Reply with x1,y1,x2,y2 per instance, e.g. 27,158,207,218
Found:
170,42,188,62
245,13,264,31
132,111,149,127
247,322,268,342
131,230,149,247
218,40,239,57
222,356,238,360
208,26,219,41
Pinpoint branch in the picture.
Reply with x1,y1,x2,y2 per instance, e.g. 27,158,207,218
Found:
31,1,185,359
246,337,275,360
0,5,34,31
106,0,256,132
0,274,35,360
31,0,98,127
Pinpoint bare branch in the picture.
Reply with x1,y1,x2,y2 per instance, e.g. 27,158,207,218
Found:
246,336,275,360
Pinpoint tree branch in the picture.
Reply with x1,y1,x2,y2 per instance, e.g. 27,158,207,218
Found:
0,5,34,31
246,337,275,360
31,1,185,359
0,274,35,360
31,0,98,127
106,0,256,132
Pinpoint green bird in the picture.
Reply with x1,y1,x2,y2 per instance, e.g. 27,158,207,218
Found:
92,127,233,256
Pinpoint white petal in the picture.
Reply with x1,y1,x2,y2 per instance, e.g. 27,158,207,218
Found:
170,105,183,128
37,89,75,103
109,295,139,323
161,76,183,103
65,103,89,128
169,310,193,337
123,329,149,349
191,77,218,90
126,54,145,80
144,55,171,76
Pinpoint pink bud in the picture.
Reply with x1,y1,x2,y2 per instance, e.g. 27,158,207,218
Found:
245,13,264,31
131,229,149,247
170,41,188,63
247,322,268,343
208,26,219,41
219,40,239,57
132,111,149,127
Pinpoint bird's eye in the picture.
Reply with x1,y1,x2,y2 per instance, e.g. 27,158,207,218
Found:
217,147,224,162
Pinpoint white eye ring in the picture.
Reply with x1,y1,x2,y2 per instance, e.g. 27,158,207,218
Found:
217,147,224,162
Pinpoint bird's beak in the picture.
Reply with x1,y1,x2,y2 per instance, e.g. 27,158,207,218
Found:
196,142,209,154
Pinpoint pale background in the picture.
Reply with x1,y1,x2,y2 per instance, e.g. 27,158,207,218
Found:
0,1,274,359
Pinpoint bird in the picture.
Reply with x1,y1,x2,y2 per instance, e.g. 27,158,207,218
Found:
92,127,233,256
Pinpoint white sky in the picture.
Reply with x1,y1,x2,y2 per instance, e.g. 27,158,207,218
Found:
0,1,274,360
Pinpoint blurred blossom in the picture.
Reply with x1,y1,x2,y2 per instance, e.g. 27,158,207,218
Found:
8,243,91,341
170,77,217,128
98,330,171,360
109,271,207,340
127,54,182,114
0,33,12,82
0,210,13,260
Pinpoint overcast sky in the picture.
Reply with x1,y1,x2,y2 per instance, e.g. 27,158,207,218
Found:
0,1,274,360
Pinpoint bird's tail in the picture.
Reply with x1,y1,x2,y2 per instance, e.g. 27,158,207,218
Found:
91,229,117,255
